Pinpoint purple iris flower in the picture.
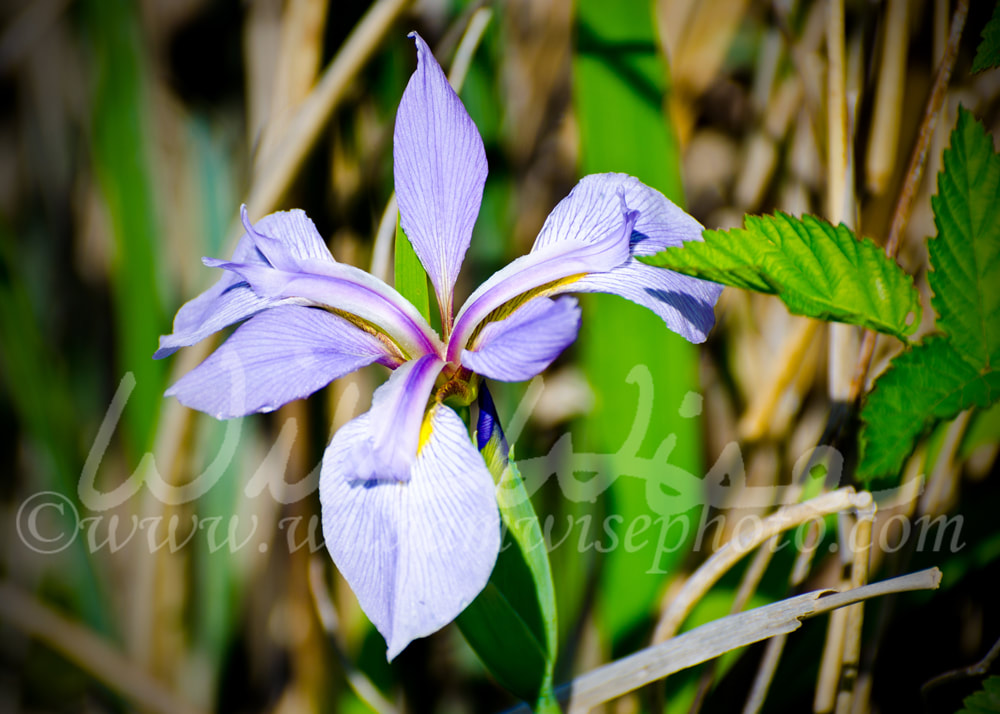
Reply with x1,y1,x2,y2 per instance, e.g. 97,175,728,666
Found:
156,32,721,659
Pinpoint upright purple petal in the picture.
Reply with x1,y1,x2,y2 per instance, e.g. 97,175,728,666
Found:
155,209,336,358
462,296,581,382
338,354,446,483
448,206,635,361
394,32,488,320
321,402,500,659
536,173,722,342
165,305,391,419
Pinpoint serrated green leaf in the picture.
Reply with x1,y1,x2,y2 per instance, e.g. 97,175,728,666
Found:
457,452,557,704
973,2,1000,73
640,212,922,339
929,107,1000,369
959,676,1000,714
858,337,1000,481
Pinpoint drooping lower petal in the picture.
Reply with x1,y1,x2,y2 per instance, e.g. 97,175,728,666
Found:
165,305,390,418
535,173,722,342
154,209,336,359
321,402,500,660
339,354,445,483
394,32,488,318
462,296,581,382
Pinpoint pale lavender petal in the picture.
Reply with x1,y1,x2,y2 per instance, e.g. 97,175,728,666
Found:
448,205,635,361
208,257,443,359
570,261,720,343
461,297,581,381
321,403,500,659
155,208,336,359
536,173,722,342
339,354,445,483
236,205,337,269
165,305,389,419
394,32,487,318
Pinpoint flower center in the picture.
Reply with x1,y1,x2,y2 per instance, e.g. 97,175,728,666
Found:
435,364,478,407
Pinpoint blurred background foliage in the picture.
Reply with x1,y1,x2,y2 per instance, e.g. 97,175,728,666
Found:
1,0,999,712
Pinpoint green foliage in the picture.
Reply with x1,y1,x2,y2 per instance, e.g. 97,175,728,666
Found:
641,212,922,340
959,676,1000,714
86,0,166,454
394,218,431,325
574,0,704,656
859,109,1000,481
973,1,1000,73
457,456,558,707
858,338,1000,478
928,109,1000,369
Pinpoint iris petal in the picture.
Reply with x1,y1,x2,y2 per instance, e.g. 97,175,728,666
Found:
165,305,389,419
462,296,581,382
394,32,488,321
337,354,446,483
449,203,634,361
154,209,332,358
537,173,722,343
207,257,442,358
321,402,500,660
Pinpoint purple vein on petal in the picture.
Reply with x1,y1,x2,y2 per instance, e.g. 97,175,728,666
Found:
393,32,488,325
206,257,444,359
340,354,446,484
320,402,499,660
165,305,391,419
461,296,581,382
447,205,636,362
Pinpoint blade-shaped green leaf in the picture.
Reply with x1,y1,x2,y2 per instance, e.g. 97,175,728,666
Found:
858,337,1000,480
959,676,1000,714
394,217,431,324
929,107,1000,368
87,0,166,453
641,212,922,339
973,2,1000,73
574,0,704,658
457,457,558,705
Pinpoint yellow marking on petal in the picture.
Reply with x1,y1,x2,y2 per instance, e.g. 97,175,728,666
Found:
417,404,436,456
467,273,585,347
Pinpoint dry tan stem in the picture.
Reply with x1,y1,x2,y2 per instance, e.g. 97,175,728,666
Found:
0,582,205,714
743,517,823,713
849,0,969,403
920,409,973,516
739,319,821,441
502,569,941,713
689,536,779,713
825,0,848,224
825,0,860,407
245,0,413,218
307,559,398,714
865,0,909,195
743,633,787,714
653,488,869,643
835,493,875,714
